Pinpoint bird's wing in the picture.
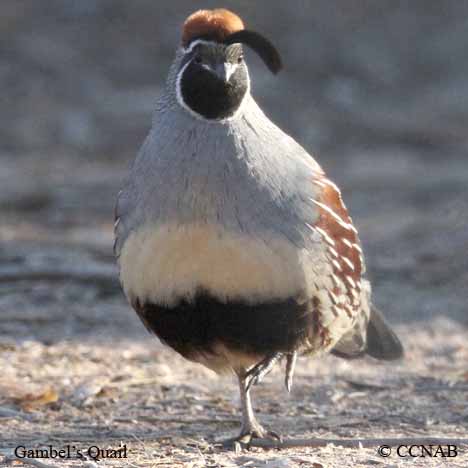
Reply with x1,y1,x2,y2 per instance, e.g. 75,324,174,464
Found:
310,175,365,321
312,175,403,361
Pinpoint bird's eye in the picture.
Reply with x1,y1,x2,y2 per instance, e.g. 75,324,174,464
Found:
194,55,202,64
237,55,244,64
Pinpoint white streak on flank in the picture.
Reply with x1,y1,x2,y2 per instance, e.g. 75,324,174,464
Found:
332,259,342,271
321,178,341,193
331,305,340,317
342,256,355,271
328,290,338,304
345,275,356,288
114,217,120,229
310,199,358,233
350,288,360,303
330,274,341,288
312,179,326,188
344,304,354,317
328,246,339,258
342,238,353,248
352,243,363,253
118,222,326,307
314,226,336,246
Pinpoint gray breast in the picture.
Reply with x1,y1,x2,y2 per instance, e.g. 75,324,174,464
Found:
115,95,323,256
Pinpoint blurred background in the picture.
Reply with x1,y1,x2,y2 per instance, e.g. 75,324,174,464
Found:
1,1,467,460
1,0,467,339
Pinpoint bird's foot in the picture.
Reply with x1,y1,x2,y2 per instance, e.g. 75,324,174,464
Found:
245,353,283,392
222,422,282,450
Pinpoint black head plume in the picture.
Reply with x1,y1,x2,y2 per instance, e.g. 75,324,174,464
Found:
223,30,282,74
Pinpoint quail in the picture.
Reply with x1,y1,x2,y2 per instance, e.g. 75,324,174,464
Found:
114,9,403,444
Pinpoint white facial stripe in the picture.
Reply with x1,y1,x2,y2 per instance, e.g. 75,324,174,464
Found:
175,59,199,119
197,62,238,83
182,39,216,54
182,39,242,54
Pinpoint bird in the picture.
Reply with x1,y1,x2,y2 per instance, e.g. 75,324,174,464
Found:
114,8,403,445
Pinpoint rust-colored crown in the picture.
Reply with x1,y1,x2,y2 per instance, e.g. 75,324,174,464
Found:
182,9,245,46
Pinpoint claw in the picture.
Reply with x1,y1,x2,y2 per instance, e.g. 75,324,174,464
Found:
245,353,283,392
224,370,284,452
221,427,282,450
266,430,283,442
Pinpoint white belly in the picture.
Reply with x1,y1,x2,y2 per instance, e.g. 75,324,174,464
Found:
118,222,330,307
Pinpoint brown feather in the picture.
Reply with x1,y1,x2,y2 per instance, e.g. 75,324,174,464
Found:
314,177,363,313
182,9,244,46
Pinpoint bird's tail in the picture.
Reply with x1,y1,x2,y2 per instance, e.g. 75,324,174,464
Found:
365,305,404,360
331,305,404,361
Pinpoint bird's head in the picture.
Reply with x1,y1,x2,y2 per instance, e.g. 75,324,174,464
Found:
174,9,282,121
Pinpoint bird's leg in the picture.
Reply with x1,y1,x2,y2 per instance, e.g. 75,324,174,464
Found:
222,372,281,447
245,352,283,392
237,373,267,441
284,350,297,392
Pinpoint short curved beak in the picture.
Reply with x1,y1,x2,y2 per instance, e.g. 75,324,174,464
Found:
214,62,236,83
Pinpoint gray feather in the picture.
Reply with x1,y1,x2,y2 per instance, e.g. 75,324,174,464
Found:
114,93,324,260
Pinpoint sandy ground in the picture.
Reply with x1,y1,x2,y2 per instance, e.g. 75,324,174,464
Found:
0,308,467,467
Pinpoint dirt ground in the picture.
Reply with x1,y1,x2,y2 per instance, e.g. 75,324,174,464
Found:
0,300,467,467
1,1,468,467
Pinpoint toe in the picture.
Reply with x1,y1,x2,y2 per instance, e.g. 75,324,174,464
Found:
266,430,282,442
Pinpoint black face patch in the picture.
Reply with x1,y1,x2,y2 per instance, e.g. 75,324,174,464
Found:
179,43,249,120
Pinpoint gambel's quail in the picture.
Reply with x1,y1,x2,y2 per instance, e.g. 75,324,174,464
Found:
114,9,403,444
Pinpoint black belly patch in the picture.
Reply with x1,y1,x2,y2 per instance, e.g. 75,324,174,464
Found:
134,292,316,360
